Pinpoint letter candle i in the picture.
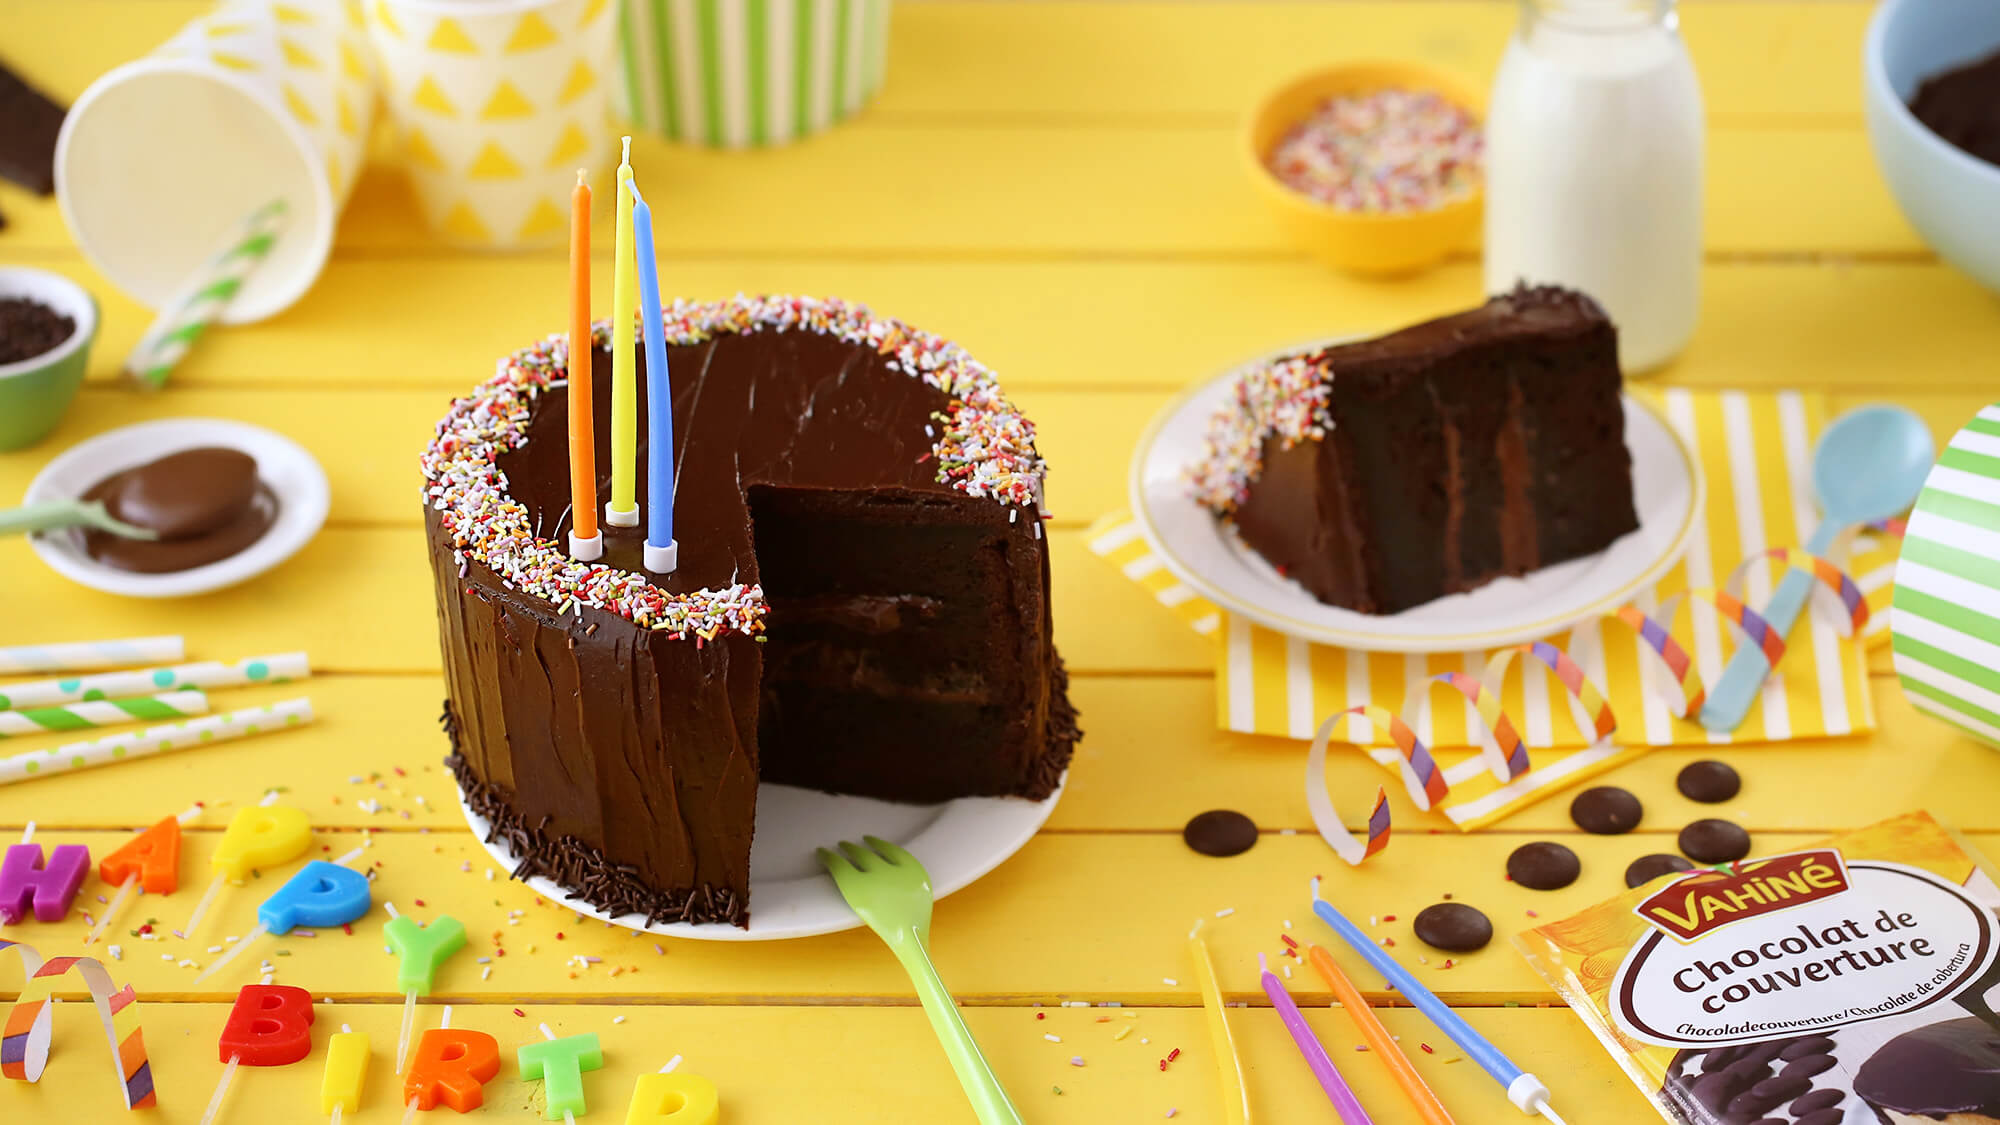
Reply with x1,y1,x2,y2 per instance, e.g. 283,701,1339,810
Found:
567,168,601,562
606,136,639,529
180,793,313,940
323,1023,370,1125
85,803,201,944
629,183,677,574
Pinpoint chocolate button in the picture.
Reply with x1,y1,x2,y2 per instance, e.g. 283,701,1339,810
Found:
1625,853,1694,888
1790,1089,1842,1112
1182,810,1258,857
1506,842,1580,890
1570,786,1643,834
1680,818,1752,864
1794,1111,1844,1125
1412,902,1491,953
1677,760,1741,803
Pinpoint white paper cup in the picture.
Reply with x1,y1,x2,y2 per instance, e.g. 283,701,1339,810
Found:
54,0,376,323
367,0,617,249
614,0,890,147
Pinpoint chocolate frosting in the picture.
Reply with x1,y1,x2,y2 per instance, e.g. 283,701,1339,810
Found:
1856,1017,2000,1117
427,301,1075,927
81,446,276,573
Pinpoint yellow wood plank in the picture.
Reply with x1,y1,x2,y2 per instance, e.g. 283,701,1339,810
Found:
5,826,1985,1006
1,1,1876,123
4,258,1993,409
0,1001,1651,1124
0,123,1917,257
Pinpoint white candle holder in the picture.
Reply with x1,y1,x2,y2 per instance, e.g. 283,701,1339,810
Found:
644,540,679,574
568,531,602,562
604,502,640,527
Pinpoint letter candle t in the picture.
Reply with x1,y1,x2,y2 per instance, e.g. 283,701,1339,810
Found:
629,184,677,573
606,137,640,529
567,169,601,561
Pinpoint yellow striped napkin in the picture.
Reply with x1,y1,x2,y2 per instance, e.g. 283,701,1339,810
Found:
1091,389,1899,827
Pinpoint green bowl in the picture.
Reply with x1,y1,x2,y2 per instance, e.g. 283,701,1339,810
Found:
0,267,99,451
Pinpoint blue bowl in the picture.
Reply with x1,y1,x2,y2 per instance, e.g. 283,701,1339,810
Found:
1865,0,2000,294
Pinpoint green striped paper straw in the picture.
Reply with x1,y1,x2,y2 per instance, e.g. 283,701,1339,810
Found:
616,0,890,148
0,690,209,738
0,698,313,787
123,199,288,390
1892,403,2000,746
0,652,309,712
0,635,184,674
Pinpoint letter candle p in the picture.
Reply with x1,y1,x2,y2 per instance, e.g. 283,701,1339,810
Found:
629,183,677,574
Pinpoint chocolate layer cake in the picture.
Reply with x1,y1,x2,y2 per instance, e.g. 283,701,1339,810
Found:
422,296,1078,928
1188,285,1638,614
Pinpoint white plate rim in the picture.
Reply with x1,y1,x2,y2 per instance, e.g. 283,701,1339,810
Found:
457,771,1067,942
1127,339,1705,651
21,418,331,598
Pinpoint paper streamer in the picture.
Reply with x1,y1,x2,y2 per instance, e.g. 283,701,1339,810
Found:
1893,403,2000,746
0,637,184,675
0,653,309,712
0,939,155,1109
1302,707,1400,865
0,691,210,738
0,699,315,786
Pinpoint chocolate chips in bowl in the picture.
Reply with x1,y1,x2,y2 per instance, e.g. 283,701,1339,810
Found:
0,296,76,365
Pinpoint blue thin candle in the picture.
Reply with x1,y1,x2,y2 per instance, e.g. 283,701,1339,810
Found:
629,184,677,572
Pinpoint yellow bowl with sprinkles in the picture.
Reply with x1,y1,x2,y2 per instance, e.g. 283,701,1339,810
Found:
1246,61,1485,276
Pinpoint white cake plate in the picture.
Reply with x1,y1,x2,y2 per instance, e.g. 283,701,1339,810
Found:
459,772,1065,942
1131,339,1704,652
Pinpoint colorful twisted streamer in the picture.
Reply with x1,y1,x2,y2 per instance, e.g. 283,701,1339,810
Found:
0,940,154,1109
1303,707,1403,864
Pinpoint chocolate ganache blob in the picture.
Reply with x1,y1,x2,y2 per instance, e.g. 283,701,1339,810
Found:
81,446,277,573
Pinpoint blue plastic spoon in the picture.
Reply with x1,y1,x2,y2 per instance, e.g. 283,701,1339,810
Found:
1699,405,1935,732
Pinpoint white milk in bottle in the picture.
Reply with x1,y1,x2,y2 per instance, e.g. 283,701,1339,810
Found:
1483,0,1704,372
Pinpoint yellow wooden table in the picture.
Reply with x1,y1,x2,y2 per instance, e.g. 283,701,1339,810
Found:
4,2,1998,1121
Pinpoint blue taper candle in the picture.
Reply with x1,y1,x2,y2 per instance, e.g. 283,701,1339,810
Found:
629,184,677,574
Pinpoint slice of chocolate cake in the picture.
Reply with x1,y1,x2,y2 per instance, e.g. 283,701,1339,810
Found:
423,296,1078,928
1189,285,1638,614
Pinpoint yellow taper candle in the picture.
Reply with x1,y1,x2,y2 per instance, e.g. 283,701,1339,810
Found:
607,136,640,527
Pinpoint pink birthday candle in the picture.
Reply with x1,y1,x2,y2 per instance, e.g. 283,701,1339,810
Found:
1261,952,1373,1125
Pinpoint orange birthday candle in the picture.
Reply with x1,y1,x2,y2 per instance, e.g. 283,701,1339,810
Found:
567,168,600,559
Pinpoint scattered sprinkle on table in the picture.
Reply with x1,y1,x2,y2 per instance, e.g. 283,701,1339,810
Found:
1266,88,1482,212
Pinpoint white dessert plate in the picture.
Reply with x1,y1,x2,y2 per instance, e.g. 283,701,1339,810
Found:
22,418,330,598
459,771,1065,942
1130,340,1704,652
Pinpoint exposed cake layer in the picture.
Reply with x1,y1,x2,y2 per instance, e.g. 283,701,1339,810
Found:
1195,286,1638,615
424,299,1076,927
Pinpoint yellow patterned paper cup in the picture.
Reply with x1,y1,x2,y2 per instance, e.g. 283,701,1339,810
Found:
54,0,376,322
366,0,618,249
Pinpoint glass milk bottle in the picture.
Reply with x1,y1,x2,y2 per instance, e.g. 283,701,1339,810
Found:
1483,0,1704,372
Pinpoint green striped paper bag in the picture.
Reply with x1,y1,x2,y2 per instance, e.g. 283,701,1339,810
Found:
1893,403,2000,746
614,0,890,147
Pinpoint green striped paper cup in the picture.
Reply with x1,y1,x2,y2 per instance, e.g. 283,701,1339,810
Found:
1892,403,2000,746
614,0,890,147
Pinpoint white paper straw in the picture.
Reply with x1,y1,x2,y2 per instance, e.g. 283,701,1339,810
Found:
0,698,314,787
0,653,308,711
0,636,184,674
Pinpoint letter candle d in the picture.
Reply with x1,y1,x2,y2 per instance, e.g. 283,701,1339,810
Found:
629,184,677,574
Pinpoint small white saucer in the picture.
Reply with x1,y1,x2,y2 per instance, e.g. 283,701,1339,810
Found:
22,418,329,598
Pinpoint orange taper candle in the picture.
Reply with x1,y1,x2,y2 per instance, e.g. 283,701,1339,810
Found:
567,169,602,561
1305,944,1457,1125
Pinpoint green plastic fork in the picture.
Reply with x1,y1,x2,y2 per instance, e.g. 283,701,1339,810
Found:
817,836,1024,1125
